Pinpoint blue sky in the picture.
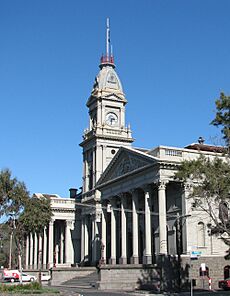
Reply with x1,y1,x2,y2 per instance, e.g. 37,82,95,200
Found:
0,0,229,197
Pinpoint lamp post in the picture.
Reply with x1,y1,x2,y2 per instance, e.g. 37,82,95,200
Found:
176,213,191,291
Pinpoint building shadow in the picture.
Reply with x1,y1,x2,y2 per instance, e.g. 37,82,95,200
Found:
137,255,190,293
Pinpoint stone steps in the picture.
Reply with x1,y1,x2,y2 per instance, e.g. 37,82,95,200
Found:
62,271,99,288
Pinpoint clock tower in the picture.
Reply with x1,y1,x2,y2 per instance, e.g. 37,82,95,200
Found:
80,19,134,199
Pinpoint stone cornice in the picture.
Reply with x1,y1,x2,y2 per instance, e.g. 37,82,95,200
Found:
80,133,134,147
52,208,76,214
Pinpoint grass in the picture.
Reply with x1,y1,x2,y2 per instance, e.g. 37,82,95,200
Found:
0,282,60,294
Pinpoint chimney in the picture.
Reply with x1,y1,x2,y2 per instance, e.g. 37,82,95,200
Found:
69,188,78,199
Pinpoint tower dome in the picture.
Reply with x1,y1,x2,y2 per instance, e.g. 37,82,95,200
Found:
93,64,123,94
89,18,125,102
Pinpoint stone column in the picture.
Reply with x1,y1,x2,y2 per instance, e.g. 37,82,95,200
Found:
143,187,152,264
109,199,116,264
91,216,96,263
38,234,42,269
101,207,107,264
43,227,47,268
65,220,74,266
119,195,127,264
158,181,168,254
60,225,64,264
29,233,33,269
84,216,89,263
81,217,85,263
131,190,139,264
34,233,38,268
25,235,29,269
48,220,54,268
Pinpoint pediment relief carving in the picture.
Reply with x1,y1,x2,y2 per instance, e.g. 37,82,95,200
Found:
109,152,152,180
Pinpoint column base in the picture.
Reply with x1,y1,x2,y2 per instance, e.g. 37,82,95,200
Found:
143,255,152,265
130,256,139,264
119,257,127,264
109,258,116,265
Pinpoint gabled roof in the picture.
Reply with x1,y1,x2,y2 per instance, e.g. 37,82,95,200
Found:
97,146,158,187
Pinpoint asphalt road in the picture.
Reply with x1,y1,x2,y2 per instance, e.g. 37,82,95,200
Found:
55,286,230,296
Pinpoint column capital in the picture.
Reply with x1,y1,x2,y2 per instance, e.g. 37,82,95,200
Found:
157,179,169,190
66,220,75,230
49,219,55,226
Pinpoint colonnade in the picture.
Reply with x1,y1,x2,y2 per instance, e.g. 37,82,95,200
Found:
24,219,74,269
81,181,170,265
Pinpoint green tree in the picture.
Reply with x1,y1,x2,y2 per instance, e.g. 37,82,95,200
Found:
175,156,230,230
174,92,230,256
211,92,230,149
0,169,29,218
0,169,53,273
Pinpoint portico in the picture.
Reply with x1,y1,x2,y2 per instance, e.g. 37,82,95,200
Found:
24,194,81,269
79,146,185,266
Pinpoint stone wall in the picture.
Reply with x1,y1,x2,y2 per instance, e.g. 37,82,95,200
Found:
98,265,160,291
98,255,230,291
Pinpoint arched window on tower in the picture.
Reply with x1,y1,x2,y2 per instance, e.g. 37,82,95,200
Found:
197,222,205,247
219,202,229,223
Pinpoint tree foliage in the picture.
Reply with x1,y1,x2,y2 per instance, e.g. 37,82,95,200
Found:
20,196,53,234
0,169,29,218
211,92,230,149
174,92,230,256
0,169,53,268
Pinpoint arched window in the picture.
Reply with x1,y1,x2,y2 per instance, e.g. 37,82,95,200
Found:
197,222,205,247
219,202,229,223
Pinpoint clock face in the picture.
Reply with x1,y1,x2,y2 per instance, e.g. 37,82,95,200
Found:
105,112,118,126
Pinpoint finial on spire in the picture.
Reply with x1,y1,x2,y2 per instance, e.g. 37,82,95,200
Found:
100,18,115,68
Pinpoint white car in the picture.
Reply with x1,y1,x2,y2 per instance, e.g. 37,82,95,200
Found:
21,273,37,282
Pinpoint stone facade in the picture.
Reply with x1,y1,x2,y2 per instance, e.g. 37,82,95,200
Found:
26,23,230,292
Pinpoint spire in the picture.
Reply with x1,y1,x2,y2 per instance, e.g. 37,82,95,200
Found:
100,18,115,68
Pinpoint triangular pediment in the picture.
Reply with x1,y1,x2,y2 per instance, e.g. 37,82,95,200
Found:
103,93,127,103
97,147,157,186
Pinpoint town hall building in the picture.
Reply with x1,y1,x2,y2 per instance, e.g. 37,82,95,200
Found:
25,20,230,291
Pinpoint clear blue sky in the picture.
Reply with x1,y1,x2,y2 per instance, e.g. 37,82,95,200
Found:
0,0,229,197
